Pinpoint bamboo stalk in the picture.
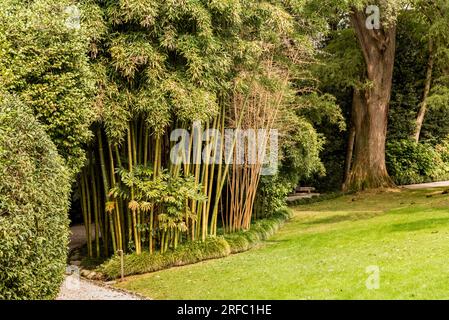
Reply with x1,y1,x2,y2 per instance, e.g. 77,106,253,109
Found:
127,123,140,254
79,171,91,256
108,142,123,251
97,128,117,252
83,168,92,257
143,126,149,167
90,162,100,258
94,160,108,256
210,103,226,235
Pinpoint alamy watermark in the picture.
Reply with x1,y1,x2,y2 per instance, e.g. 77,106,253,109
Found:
170,121,279,176
64,5,81,30
365,5,380,30
365,265,380,290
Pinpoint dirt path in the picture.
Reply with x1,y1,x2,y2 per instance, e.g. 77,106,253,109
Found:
402,180,449,189
69,223,95,250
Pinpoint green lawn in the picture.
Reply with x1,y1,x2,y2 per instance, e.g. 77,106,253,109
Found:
116,188,449,299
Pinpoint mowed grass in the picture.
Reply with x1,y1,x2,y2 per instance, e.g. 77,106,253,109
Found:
115,188,449,299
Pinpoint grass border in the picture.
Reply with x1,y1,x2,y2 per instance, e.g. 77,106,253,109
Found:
97,208,292,280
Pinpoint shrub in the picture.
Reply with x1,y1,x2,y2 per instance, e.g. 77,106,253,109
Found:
435,135,449,164
0,0,98,174
0,94,71,299
255,176,293,218
386,139,449,185
224,212,289,254
224,234,251,253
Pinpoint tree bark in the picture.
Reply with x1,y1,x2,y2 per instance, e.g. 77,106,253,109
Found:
344,10,396,191
413,39,434,143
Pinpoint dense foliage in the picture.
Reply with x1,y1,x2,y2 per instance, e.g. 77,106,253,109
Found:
0,94,70,299
75,0,334,258
386,139,449,185
0,0,97,174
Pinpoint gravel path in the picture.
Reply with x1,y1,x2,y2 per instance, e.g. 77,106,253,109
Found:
402,180,449,189
57,224,146,300
57,275,145,300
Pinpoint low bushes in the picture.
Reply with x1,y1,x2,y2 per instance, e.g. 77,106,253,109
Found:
386,139,449,185
0,94,71,299
98,209,292,279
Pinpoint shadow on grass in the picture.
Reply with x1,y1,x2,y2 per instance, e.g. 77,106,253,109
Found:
303,211,381,225
389,217,449,232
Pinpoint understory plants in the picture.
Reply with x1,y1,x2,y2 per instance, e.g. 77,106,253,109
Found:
386,139,449,185
98,209,291,279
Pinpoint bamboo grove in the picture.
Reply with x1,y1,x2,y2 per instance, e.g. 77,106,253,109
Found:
77,0,321,257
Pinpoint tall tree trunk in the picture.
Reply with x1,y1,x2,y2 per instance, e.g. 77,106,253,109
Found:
344,10,396,191
413,39,434,143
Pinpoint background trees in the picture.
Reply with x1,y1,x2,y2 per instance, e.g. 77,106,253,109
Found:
412,0,449,143
305,0,449,190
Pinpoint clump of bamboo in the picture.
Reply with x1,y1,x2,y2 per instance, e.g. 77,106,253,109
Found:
78,113,229,256
77,56,299,256
224,56,294,232
76,0,308,257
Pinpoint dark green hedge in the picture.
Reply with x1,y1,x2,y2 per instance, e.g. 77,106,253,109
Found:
0,94,71,300
99,209,292,279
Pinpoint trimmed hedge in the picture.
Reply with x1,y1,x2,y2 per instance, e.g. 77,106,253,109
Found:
0,0,97,174
0,94,71,299
98,209,292,279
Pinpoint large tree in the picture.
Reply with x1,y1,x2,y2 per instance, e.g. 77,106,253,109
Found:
343,2,399,190
307,0,408,191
